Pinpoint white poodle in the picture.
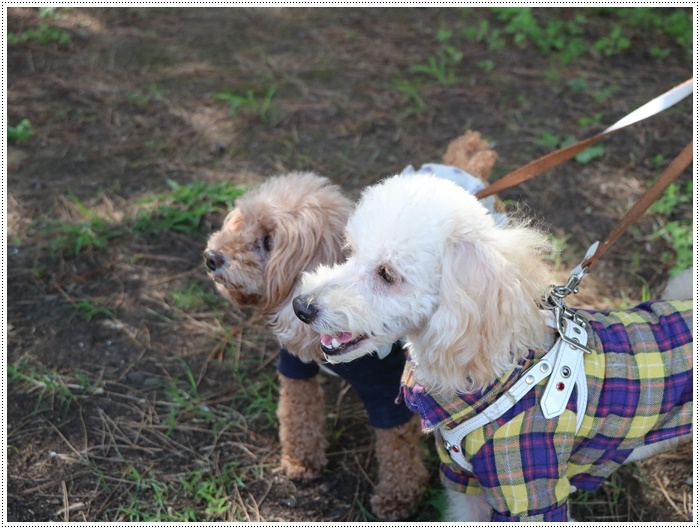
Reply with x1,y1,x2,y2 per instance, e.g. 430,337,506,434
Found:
293,173,693,522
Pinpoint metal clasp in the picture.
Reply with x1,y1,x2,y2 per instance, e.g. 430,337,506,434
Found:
543,241,599,355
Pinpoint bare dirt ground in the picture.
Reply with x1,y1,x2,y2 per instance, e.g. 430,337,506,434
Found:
7,7,693,522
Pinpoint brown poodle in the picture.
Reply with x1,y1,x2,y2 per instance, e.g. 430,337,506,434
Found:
204,172,426,519
204,131,497,520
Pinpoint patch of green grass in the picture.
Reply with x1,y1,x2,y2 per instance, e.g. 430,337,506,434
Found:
390,78,425,114
169,282,228,312
648,181,693,277
590,84,620,104
654,220,693,277
8,360,103,417
648,181,692,216
578,113,603,128
72,298,115,322
114,462,247,522
214,87,277,123
133,180,246,238
570,464,640,521
540,133,605,164
461,8,691,64
8,23,71,45
408,38,463,85
31,180,245,260
477,59,495,73
8,119,35,141
33,192,123,259
159,362,216,436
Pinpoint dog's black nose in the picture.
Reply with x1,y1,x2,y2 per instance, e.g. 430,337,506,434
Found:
204,250,225,272
293,295,319,324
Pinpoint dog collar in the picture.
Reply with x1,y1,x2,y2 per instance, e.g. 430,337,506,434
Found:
439,310,589,472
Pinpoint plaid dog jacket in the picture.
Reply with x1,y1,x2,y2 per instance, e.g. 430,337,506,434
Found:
400,300,693,521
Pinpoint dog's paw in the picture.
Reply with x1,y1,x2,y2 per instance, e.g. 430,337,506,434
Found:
370,485,422,521
281,456,324,481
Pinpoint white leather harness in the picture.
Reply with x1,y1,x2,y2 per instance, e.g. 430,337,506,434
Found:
439,310,590,472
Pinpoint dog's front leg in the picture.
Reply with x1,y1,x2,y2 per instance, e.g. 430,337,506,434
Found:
444,488,492,522
277,374,328,480
370,415,429,520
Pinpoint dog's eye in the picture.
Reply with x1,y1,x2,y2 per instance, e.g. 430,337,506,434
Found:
253,234,272,257
377,265,396,285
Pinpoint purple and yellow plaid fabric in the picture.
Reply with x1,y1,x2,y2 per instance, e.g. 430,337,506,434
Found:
400,300,693,522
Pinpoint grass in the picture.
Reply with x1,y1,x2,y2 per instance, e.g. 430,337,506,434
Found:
7,360,103,417
648,181,693,277
8,23,71,45
8,118,35,141
113,461,248,522
169,282,228,312
540,133,606,164
72,298,116,322
31,180,247,259
133,179,246,238
214,87,277,123
461,8,691,64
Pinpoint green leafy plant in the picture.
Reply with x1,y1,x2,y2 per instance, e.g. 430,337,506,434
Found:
477,59,496,73
35,192,122,258
648,181,693,277
8,360,103,417
391,78,426,113
72,298,115,322
648,181,692,216
461,8,691,65
8,119,35,141
540,133,605,164
214,87,277,123
133,180,246,237
8,24,71,45
655,221,692,277
169,282,228,312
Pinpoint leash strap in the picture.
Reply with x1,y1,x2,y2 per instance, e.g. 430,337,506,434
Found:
476,79,693,199
581,141,693,272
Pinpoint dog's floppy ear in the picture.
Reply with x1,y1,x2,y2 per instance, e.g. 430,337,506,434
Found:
261,206,347,314
416,225,551,394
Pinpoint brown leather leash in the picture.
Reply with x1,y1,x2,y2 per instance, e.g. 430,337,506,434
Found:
476,78,693,200
580,141,693,273
471,79,694,297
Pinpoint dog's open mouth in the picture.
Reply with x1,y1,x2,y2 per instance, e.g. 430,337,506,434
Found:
320,332,368,356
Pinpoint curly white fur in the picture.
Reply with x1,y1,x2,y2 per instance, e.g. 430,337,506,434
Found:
298,173,553,396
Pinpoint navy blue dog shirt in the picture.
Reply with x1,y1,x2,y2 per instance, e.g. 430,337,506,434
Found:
277,343,414,429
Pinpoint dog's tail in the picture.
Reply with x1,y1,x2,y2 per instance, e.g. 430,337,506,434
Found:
443,130,498,182
662,268,693,300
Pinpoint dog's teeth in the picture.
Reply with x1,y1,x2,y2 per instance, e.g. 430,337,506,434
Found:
331,338,340,349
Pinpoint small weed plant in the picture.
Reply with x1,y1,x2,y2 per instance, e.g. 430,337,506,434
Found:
133,180,246,238
8,23,71,45
169,282,228,312
649,181,693,277
214,87,277,123
540,133,606,164
461,8,691,64
72,298,116,322
8,119,35,141
8,360,103,417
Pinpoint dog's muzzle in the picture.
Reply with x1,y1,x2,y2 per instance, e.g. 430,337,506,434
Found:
293,295,319,324
204,249,225,272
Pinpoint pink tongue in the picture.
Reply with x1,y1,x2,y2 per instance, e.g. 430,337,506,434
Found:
320,332,354,346
336,332,354,343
